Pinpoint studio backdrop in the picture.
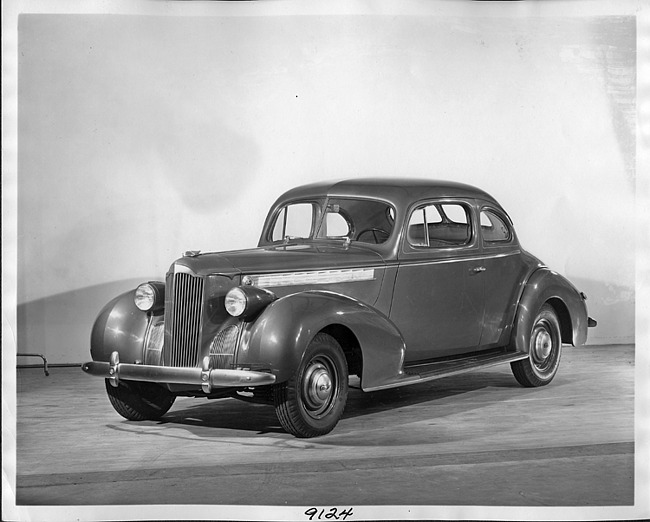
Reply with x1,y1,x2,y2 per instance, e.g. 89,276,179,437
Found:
16,10,635,365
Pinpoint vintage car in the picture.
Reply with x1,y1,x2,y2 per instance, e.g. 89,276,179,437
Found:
83,178,596,438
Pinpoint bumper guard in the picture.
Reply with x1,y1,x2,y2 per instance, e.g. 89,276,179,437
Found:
81,351,276,393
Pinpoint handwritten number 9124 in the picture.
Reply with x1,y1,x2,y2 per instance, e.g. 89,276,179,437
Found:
304,507,354,520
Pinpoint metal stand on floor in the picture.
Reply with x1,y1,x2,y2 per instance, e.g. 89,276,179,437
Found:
17,353,50,376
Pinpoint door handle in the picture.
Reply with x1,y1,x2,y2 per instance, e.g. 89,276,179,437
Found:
472,266,487,273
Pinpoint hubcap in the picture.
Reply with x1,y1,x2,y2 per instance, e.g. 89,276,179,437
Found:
534,329,553,360
530,317,559,374
302,358,337,417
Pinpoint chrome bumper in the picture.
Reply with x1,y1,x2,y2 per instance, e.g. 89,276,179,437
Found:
81,351,276,393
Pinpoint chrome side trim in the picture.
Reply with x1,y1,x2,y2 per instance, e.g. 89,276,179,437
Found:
251,267,376,288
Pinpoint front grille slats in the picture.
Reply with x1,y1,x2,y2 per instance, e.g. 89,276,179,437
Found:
144,321,164,365
209,325,239,369
168,272,205,367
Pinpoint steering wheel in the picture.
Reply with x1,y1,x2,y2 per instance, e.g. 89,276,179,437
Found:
356,228,390,244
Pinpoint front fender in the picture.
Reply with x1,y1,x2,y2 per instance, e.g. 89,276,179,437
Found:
512,268,589,352
90,290,151,363
237,290,406,389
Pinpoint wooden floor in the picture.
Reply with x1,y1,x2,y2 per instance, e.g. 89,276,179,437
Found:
11,345,638,519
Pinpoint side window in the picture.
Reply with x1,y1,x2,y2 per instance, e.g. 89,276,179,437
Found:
480,209,511,243
320,210,351,238
440,204,467,224
271,203,316,241
407,202,471,247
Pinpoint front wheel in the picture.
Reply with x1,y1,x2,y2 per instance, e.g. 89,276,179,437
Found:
105,379,176,420
273,333,348,438
511,304,562,387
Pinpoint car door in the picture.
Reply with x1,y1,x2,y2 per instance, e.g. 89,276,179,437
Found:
389,199,486,362
477,205,527,348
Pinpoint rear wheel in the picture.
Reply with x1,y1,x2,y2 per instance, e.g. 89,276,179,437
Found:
273,333,348,438
511,304,562,387
105,379,176,420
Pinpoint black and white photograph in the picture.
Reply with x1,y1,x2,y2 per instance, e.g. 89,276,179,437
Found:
2,0,648,520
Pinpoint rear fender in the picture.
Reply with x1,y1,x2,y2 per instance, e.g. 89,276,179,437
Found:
237,290,406,388
512,268,589,352
90,290,152,363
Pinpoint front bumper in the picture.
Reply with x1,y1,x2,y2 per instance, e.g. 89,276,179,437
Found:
81,351,276,393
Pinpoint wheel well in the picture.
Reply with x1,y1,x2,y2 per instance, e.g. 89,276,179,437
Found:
546,298,573,344
320,324,363,377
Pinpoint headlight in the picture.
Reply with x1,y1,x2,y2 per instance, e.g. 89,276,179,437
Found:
134,282,165,312
225,285,277,319
225,287,247,317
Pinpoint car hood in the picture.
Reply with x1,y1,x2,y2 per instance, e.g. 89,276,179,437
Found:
171,242,386,277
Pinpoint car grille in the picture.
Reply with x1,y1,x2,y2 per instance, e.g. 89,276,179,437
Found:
167,272,205,367
209,325,239,369
144,321,164,366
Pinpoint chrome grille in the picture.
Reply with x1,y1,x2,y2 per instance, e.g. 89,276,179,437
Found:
209,325,239,369
144,321,164,365
168,272,205,367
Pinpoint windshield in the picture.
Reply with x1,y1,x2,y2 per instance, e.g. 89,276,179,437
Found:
268,198,395,245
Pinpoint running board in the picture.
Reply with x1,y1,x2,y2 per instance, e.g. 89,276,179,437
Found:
404,350,529,378
363,350,528,392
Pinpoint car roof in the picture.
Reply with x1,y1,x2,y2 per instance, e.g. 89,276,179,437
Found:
276,178,502,209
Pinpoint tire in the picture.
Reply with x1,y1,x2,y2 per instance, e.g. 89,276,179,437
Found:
105,379,176,421
273,333,348,438
511,304,562,387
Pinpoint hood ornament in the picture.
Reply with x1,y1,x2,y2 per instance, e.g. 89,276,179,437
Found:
183,250,201,257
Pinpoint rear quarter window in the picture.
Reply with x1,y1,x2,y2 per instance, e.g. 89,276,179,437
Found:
480,209,512,243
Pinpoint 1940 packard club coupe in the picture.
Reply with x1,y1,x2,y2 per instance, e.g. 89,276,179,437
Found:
83,178,596,438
